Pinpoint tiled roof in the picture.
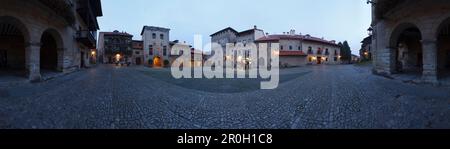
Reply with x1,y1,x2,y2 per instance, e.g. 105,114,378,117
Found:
102,31,133,37
237,29,263,36
256,34,338,46
210,27,239,37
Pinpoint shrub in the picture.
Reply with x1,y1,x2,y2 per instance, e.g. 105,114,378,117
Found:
164,60,170,66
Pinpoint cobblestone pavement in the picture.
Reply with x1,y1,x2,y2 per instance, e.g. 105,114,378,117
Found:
0,64,449,129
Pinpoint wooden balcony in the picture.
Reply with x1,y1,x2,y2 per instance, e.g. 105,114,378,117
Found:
76,30,96,48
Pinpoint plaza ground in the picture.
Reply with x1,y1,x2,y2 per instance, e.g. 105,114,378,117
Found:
0,64,449,128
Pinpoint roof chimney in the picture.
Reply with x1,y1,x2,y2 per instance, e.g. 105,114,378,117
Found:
254,25,257,29
266,32,269,36
290,29,296,35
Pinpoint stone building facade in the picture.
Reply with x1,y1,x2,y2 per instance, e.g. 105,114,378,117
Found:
97,30,133,64
256,32,341,67
132,40,144,65
360,35,372,61
141,26,170,67
169,41,205,68
371,0,450,84
0,0,102,81
210,26,265,68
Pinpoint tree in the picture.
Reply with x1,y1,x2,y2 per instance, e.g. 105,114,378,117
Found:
339,41,352,63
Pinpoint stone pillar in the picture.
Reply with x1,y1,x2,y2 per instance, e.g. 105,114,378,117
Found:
25,42,41,82
422,39,438,84
57,48,65,72
388,47,397,74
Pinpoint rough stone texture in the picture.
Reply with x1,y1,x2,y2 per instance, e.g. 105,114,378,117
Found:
0,0,99,81
372,0,450,84
0,64,448,129
141,26,171,66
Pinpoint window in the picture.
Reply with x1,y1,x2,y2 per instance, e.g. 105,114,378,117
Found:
160,34,164,40
163,46,167,56
325,49,329,55
335,50,338,55
152,33,156,39
308,47,313,54
149,45,153,55
289,46,293,50
298,46,301,51
135,51,140,55
280,46,284,50
244,50,250,58
317,48,322,55
334,57,337,61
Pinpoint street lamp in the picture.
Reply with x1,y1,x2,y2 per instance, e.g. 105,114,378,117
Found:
367,27,373,36
115,54,121,62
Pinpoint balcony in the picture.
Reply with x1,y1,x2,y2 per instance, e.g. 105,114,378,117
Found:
76,0,102,31
76,30,96,48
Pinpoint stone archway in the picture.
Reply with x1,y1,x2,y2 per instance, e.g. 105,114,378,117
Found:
0,16,29,78
389,23,423,75
437,17,450,80
40,29,63,72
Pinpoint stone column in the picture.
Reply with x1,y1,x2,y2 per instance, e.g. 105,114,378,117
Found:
388,47,397,74
57,48,65,72
25,42,41,82
422,39,438,84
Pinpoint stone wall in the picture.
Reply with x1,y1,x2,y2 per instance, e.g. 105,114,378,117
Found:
372,0,450,83
280,56,307,67
142,27,170,66
0,0,98,81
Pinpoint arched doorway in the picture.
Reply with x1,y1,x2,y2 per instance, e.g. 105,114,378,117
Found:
40,29,62,72
437,18,450,80
0,16,28,78
153,56,162,67
389,23,423,74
